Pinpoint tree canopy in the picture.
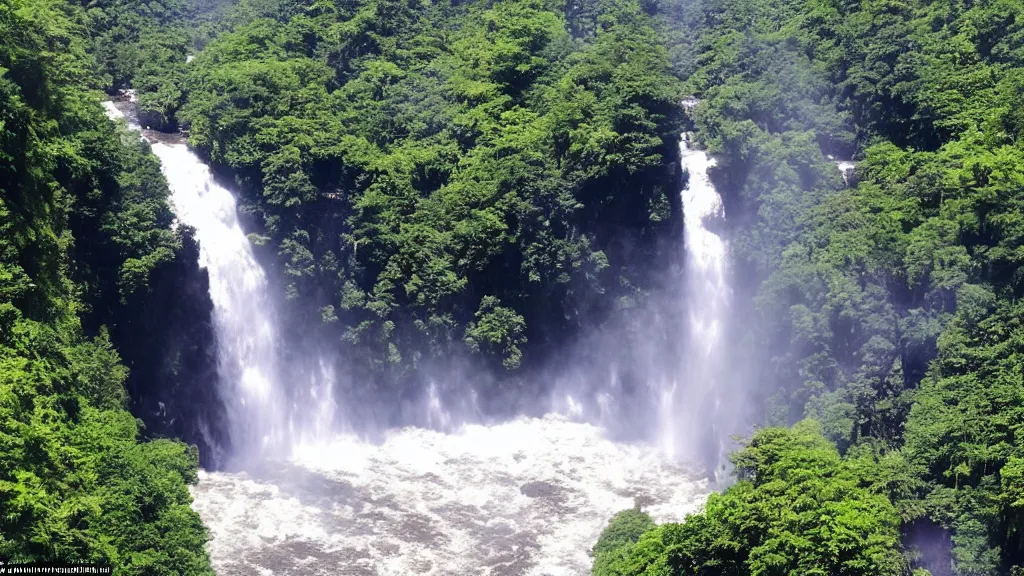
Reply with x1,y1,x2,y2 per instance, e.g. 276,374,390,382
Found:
1,0,213,570
175,0,686,412
593,422,907,576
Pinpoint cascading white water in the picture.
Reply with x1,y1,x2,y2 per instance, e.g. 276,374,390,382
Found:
193,415,709,576
104,96,711,574
836,160,856,185
103,98,332,458
657,131,732,473
153,143,291,454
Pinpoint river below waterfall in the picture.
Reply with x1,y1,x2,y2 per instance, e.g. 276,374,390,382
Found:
103,96,715,575
190,415,708,576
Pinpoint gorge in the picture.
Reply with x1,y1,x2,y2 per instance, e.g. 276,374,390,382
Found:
6,0,1024,573
105,92,725,574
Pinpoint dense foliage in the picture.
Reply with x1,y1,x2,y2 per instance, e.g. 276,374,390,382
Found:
1,0,213,571
82,0,230,130
591,0,1024,570
593,422,908,576
176,0,685,411
592,508,657,576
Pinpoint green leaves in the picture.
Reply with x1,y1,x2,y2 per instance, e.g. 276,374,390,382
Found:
593,423,907,576
180,0,681,384
0,1,212,571
591,509,657,576
901,295,1024,571
0,315,212,572
464,296,527,370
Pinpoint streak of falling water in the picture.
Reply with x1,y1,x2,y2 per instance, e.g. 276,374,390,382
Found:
103,98,333,459
291,357,339,448
659,131,732,476
153,143,289,455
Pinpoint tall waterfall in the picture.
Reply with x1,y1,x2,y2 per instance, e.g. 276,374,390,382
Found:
658,131,732,477
103,98,333,460
154,143,292,456
104,96,712,574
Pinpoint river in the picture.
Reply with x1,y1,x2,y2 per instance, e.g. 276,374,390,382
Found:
103,96,725,575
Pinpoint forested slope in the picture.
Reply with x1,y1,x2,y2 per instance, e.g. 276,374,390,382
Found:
0,0,213,571
594,0,1024,571
83,0,230,130
175,0,687,414
6,0,1024,571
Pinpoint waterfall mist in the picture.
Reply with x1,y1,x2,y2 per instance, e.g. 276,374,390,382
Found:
105,94,742,574
543,122,749,481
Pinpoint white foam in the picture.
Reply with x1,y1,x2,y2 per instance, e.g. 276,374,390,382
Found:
191,415,709,576
652,133,732,470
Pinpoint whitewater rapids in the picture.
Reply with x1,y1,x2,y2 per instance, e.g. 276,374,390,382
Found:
103,97,711,575
190,415,709,576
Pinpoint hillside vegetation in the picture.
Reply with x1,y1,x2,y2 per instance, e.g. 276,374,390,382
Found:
0,0,213,570
594,0,1024,571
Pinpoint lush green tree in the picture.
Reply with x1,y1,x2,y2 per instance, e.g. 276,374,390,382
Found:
593,422,908,576
592,508,656,576
903,290,1024,573
1,0,213,570
179,0,685,406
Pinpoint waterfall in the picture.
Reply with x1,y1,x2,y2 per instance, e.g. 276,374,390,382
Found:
544,117,738,477
103,97,334,460
104,95,712,574
153,143,291,455
658,131,732,478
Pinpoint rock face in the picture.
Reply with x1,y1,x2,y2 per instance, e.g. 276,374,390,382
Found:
138,106,177,132
520,480,560,498
836,160,857,187
110,89,178,132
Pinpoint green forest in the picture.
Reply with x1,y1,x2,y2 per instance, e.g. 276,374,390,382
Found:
0,0,216,570
3,0,1024,572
